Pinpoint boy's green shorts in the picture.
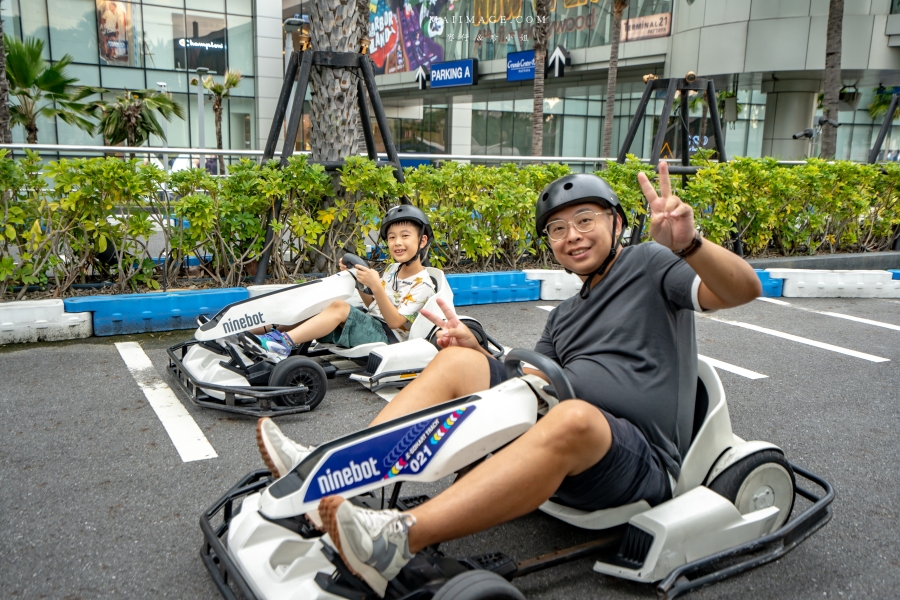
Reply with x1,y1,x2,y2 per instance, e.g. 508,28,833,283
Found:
317,306,393,347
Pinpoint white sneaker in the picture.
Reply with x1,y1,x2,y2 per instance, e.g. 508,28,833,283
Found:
256,417,312,478
320,497,415,597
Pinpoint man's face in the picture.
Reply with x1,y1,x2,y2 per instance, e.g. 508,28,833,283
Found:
546,202,619,274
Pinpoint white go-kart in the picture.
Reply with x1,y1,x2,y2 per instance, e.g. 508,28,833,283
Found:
167,254,503,417
200,349,833,599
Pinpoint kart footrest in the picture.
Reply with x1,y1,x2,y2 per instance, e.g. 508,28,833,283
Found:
461,551,518,580
396,495,431,511
319,544,378,600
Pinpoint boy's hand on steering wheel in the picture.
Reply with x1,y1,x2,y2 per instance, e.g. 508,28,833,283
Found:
354,265,382,291
421,298,479,350
637,161,697,252
338,259,348,272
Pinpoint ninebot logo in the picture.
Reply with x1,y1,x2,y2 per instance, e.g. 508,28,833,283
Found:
222,311,265,333
317,458,381,494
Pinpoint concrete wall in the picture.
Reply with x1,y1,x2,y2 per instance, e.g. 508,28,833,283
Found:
668,0,900,78
255,0,286,151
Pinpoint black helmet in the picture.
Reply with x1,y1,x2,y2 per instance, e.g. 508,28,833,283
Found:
379,204,433,265
535,173,628,236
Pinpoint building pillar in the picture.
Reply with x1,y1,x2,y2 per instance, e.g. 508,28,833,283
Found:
760,76,821,160
450,95,472,160
255,0,285,152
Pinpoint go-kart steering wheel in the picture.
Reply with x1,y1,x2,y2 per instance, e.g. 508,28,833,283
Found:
342,253,373,295
504,348,576,401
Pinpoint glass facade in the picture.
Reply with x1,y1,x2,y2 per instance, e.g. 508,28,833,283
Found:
1,0,257,151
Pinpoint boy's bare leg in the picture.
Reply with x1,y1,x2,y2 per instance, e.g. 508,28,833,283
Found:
405,400,612,551
369,347,492,426
281,300,351,345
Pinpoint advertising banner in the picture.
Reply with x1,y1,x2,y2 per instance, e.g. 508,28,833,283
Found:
96,0,133,65
369,0,445,75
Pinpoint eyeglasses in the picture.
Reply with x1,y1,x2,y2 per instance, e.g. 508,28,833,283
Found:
544,210,612,241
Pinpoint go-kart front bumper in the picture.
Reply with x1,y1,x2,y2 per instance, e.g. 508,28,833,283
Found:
167,340,311,417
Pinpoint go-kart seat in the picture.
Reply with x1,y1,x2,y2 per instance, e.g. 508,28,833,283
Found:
325,268,453,359
539,356,724,530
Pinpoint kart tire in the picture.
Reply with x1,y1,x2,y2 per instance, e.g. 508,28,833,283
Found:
432,571,525,600
708,449,795,533
268,357,327,409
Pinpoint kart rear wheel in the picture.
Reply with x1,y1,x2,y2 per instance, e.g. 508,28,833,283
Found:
268,357,327,409
708,449,795,533
432,571,525,600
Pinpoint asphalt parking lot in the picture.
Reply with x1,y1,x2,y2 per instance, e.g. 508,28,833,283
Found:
1,296,898,599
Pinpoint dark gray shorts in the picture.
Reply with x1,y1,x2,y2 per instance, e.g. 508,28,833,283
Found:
487,356,671,511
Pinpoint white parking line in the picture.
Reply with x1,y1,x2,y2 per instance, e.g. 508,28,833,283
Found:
537,306,555,312
115,342,218,462
756,297,900,332
698,355,768,379
707,317,890,363
374,388,400,402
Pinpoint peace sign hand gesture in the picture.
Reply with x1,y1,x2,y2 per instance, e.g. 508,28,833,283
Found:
419,298,480,350
637,161,697,252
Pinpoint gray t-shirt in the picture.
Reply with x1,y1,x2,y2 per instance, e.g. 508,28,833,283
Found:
535,242,700,479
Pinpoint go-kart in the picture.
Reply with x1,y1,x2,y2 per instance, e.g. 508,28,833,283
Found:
167,254,503,417
199,350,834,599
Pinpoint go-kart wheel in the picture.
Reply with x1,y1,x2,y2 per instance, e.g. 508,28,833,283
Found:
432,571,525,600
708,449,795,533
268,357,328,409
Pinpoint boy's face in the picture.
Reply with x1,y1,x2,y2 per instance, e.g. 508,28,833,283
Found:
546,202,620,274
386,222,426,263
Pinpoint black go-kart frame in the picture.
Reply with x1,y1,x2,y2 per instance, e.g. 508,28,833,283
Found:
199,463,833,600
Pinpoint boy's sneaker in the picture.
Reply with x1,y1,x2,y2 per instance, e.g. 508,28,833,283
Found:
256,417,313,478
319,496,415,597
255,329,294,358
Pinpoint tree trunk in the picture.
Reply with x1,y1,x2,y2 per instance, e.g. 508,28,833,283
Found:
213,97,225,175
602,1,628,158
26,119,38,144
531,0,551,157
0,6,12,145
309,0,360,162
820,0,843,158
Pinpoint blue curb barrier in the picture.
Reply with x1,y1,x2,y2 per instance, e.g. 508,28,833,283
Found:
446,272,541,306
890,269,900,280
63,288,248,336
755,270,783,298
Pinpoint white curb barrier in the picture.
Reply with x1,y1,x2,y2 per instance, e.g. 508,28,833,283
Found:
766,269,900,298
523,269,582,301
0,299,92,344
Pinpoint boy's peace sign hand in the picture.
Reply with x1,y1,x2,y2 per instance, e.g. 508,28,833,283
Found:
637,161,697,252
420,298,480,350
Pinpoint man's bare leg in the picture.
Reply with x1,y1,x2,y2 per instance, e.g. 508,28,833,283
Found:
408,400,610,550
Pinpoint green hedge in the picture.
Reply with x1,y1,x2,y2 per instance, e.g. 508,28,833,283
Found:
2,150,899,300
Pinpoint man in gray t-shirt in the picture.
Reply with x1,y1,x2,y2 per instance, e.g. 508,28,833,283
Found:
259,164,764,595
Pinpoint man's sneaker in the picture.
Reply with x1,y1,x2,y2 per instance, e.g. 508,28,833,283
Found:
256,329,294,358
256,417,312,478
319,496,415,597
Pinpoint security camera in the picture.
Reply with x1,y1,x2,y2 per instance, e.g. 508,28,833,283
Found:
817,116,840,128
792,129,815,139
156,82,167,89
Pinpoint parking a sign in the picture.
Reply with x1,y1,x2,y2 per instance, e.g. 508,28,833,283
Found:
429,59,478,88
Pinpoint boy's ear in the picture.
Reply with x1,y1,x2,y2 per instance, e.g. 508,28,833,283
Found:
419,234,428,249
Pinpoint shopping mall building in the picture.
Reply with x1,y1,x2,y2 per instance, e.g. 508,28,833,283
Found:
5,0,900,162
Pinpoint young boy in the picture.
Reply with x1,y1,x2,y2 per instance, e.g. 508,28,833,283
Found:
254,205,436,358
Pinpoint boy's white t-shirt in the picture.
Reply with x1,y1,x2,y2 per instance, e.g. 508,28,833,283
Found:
366,264,436,341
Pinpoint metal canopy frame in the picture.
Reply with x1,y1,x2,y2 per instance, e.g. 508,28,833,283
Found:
867,93,900,164
616,76,728,248
254,50,407,284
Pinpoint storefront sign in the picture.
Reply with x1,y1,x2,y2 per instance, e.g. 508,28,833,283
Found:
506,50,535,82
621,12,672,41
177,38,225,50
430,59,478,88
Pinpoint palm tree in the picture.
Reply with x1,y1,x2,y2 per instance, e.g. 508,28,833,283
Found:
820,0,843,158
868,86,900,121
0,3,12,144
531,0,552,156
193,70,242,174
5,35,99,144
95,89,184,156
602,0,629,158
308,0,360,162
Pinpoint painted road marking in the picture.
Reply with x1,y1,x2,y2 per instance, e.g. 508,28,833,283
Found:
374,387,400,402
707,317,890,363
698,355,767,379
756,297,900,332
115,342,218,462
537,306,555,312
